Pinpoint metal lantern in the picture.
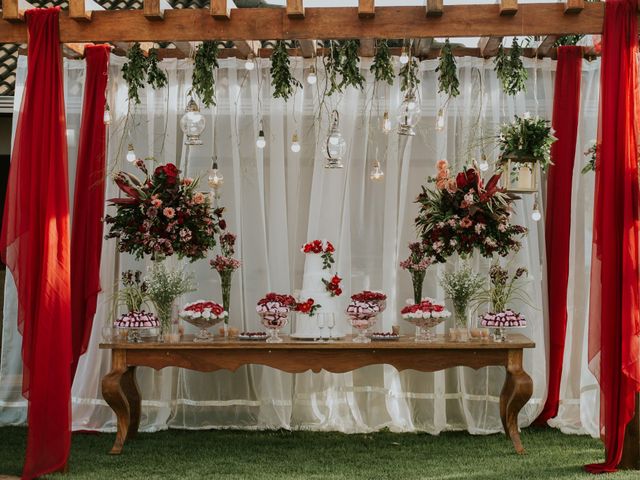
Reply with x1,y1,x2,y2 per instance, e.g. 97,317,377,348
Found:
397,91,421,136
325,110,346,169
180,98,206,146
499,155,538,193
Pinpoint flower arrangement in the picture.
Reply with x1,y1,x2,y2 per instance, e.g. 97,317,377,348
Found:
145,263,197,333
400,242,432,304
475,265,531,331
350,291,387,304
301,239,335,270
180,300,228,322
105,160,223,261
210,230,241,322
400,297,451,320
322,274,343,297
415,161,527,262
581,141,597,174
498,113,557,171
295,298,322,317
440,266,485,327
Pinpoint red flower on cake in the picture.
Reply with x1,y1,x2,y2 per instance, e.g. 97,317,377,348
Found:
295,298,321,316
322,275,343,297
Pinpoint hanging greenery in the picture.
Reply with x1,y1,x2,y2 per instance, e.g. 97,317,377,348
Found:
324,40,365,96
498,114,557,171
271,40,302,100
191,41,220,108
324,41,342,96
494,39,528,96
121,42,148,104
370,40,394,85
147,49,168,90
436,39,460,98
399,57,420,93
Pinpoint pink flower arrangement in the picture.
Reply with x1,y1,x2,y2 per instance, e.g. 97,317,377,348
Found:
210,255,241,275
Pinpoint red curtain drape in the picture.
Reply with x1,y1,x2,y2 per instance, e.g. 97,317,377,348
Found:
0,7,72,479
586,0,640,472
70,44,110,378
535,46,583,425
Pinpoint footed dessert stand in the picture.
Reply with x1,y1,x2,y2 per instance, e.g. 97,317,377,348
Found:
101,333,535,456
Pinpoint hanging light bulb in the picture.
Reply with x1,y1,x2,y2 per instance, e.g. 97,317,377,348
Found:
245,53,256,71
126,144,136,163
479,153,489,172
180,98,206,145
399,46,409,65
325,110,346,169
103,103,111,125
208,160,224,190
291,133,301,153
256,120,266,149
531,199,542,222
382,112,392,134
398,91,421,136
370,161,384,182
435,108,445,131
306,64,317,85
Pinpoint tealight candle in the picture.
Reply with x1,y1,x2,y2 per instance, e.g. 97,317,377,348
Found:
449,328,458,341
470,328,482,339
391,325,400,335
480,328,491,339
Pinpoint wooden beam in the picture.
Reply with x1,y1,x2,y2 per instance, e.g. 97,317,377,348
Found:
63,42,87,57
210,0,229,20
287,0,304,18
2,0,23,22
298,39,317,58
0,4,611,43
143,0,166,20
500,0,518,16
359,38,375,57
233,40,258,58
478,36,502,57
426,0,443,17
69,0,92,21
537,35,558,57
358,0,375,18
564,0,585,14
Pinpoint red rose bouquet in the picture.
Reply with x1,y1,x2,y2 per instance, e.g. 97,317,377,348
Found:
322,274,343,297
295,298,321,317
105,160,223,261
301,239,336,270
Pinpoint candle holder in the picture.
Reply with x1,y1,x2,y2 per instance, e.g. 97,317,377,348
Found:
499,155,538,193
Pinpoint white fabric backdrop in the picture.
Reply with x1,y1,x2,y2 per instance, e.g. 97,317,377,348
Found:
0,54,599,436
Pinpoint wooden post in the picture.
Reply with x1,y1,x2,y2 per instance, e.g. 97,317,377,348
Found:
210,0,230,20
426,0,443,17
537,35,558,57
69,0,92,21
2,0,23,22
500,0,518,16
478,36,503,57
564,0,585,14
358,0,375,18
619,393,640,470
287,0,304,18
143,0,165,20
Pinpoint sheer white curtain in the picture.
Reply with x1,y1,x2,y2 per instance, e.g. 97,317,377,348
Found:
0,54,600,436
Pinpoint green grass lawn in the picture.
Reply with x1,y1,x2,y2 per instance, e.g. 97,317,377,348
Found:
0,426,636,479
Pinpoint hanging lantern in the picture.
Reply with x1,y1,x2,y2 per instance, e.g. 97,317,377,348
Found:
208,160,224,190
180,98,206,146
398,91,421,136
325,110,346,169
499,155,538,193
370,160,384,181
103,103,112,125
399,46,409,65
435,108,445,131
478,153,489,172
244,53,256,71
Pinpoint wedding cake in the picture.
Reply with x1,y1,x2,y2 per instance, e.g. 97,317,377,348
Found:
291,240,346,339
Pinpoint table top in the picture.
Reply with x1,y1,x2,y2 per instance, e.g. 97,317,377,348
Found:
100,333,535,350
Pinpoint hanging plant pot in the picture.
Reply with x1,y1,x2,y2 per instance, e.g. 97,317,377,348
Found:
499,154,539,194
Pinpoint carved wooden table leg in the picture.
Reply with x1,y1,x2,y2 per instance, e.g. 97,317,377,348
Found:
121,366,141,440
102,349,134,455
500,349,533,454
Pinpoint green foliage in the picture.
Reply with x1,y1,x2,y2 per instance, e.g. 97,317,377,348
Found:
271,40,302,100
555,35,584,47
498,114,557,171
121,43,148,104
192,41,220,108
494,39,528,96
581,142,597,174
370,40,394,85
324,40,365,96
435,39,459,98
474,265,531,313
399,57,420,93
147,49,168,90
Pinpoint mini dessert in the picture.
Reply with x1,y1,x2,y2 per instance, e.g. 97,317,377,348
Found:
346,291,387,343
256,293,297,343
401,297,451,321
114,310,160,328
479,310,526,328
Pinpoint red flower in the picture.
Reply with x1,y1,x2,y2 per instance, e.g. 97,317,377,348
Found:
331,275,341,285
335,288,342,296
325,242,335,253
456,168,479,190
219,219,227,230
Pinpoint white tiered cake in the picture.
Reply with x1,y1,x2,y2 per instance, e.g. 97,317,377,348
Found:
291,243,345,339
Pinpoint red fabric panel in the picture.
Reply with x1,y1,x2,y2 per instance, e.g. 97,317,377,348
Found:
535,46,583,425
70,45,110,378
0,7,72,479
586,0,640,472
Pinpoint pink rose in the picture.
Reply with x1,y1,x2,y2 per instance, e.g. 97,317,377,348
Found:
193,192,206,205
163,207,175,219
151,198,162,208
182,177,194,186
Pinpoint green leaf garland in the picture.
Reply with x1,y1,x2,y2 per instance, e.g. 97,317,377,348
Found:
370,40,394,85
271,40,302,100
436,39,460,98
494,39,528,96
324,40,365,96
147,49,168,90
191,41,220,108
121,42,148,104
399,57,420,93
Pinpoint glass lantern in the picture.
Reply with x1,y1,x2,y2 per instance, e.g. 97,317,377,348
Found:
180,98,206,146
397,91,421,136
325,110,346,169
499,155,538,193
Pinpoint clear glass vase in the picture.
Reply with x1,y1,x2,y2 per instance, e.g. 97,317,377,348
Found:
156,300,178,341
219,271,232,338
411,270,426,305
453,307,470,342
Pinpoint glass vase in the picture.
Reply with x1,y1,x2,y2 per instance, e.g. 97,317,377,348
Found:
411,270,426,305
219,271,232,338
453,307,470,342
156,300,178,341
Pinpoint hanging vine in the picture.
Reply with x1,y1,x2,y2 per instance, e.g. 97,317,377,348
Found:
271,40,302,101
436,39,460,98
147,49,168,90
121,43,148,104
494,39,528,96
399,57,420,93
324,40,365,96
191,41,220,108
370,40,395,85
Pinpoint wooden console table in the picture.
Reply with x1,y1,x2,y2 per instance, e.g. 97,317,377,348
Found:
100,334,535,456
